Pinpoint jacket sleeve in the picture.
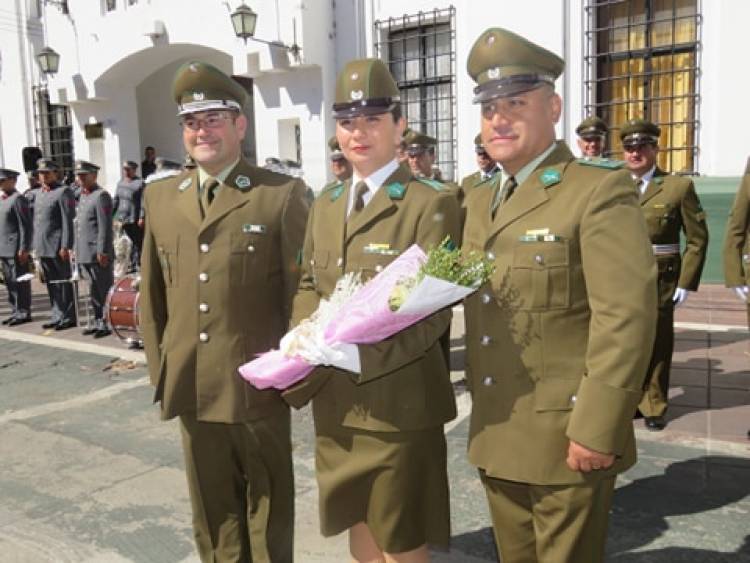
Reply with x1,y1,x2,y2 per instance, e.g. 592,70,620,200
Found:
355,191,460,384
723,175,750,286
280,180,310,331
96,191,114,256
59,187,76,249
139,191,168,385
14,195,33,252
567,169,658,456
678,180,709,290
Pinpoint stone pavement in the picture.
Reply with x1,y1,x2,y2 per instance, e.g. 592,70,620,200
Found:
0,282,748,562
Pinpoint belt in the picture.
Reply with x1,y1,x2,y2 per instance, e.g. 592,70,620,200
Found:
652,243,680,256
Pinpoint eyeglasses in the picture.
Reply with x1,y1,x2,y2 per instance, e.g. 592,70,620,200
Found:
180,112,234,131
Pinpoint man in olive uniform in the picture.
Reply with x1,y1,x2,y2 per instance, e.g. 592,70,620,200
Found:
33,158,77,330
723,157,750,326
459,133,501,203
576,115,608,158
0,168,33,325
620,119,709,431
73,161,114,338
327,135,352,184
461,28,657,562
139,61,308,562
113,161,144,272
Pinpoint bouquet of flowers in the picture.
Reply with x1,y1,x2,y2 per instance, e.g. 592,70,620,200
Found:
238,238,494,390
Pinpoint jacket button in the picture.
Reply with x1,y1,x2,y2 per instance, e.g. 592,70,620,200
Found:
375,265,383,273
199,303,209,313
199,332,209,342
482,376,495,386
198,272,209,282
247,245,255,253
200,243,210,253
570,395,577,404
486,251,496,261
535,254,544,265
337,257,344,267
480,335,491,346
481,293,491,304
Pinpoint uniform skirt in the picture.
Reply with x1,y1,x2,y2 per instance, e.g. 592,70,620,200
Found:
315,424,450,553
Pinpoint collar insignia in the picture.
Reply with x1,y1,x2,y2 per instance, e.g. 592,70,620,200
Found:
540,169,561,187
330,184,344,201
235,175,252,190
387,182,406,199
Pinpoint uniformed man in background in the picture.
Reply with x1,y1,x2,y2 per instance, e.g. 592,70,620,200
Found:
73,160,114,338
396,127,413,163
576,115,608,158
33,158,76,331
459,133,501,203
723,157,750,326
113,161,144,272
621,118,709,431
327,135,352,184
139,61,308,562
461,28,657,562
0,168,33,325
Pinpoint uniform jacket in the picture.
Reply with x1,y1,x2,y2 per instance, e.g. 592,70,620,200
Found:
640,168,708,307
32,184,75,258
0,191,32,258
723,173,750,286
462,142,657,485
74,185,114,264
140,158,309,423
113,177,144,223
283,164,461,433
459,168,500,203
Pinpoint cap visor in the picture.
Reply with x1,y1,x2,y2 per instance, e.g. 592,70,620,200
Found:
472,80,547,104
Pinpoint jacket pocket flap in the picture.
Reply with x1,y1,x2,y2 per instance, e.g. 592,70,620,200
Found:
534,378,580,412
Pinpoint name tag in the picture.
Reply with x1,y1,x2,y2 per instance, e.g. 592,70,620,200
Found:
519,234,563,242
242,224,266,234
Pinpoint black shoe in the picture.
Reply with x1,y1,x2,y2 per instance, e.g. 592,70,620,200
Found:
55,320,77,331
82,327,99,335
7,317,31,326
645,416,666,431
2,317,13,325
42,321,59,329
94,328,112,339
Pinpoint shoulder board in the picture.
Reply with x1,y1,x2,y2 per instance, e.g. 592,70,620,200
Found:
387,181,407,199
576,157,625,170
415,178,444,191
144,170,182,186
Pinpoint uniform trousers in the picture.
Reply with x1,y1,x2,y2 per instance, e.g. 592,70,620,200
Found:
480,471,616,563
638,303,674,417
80,262,113,328
40,256,75,324
0,257,31,319
122,222,142,271
179,409,294,563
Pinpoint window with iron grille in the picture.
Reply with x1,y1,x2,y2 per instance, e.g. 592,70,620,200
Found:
583,0,701,173
33,86,74,179
374,7,456,181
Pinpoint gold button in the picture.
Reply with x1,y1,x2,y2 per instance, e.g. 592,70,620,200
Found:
337,257,343,267
480,335,491,346
199,332,209,342
200,243,210,253
534,254,544,265
482,376,495,386
199,303,209,313
198,272,209,282
247,245,255,253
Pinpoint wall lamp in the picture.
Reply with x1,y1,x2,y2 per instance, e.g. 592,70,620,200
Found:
230,3,301,62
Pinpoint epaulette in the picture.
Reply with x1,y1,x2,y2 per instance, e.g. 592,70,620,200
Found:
576,157,625,170
145,169,182,185
415,177,444,191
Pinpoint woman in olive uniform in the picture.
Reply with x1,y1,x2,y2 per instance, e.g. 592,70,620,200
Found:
284,59,460,562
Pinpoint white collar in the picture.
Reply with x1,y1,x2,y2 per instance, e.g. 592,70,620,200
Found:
351,159,399,193
632,165,656,185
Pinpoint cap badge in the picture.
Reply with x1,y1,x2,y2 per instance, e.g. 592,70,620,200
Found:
487,67,501,79
350,89,364,101
351,72,359,80
193,92,204,101
189,63,199,72
487,34,496,45
235,175,252,189
178,178,192,192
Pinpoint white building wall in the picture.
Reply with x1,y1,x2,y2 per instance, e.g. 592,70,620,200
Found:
0,0,744,194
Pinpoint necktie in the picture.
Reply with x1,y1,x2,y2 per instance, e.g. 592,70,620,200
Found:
200,177,219,212
351,181,369,215
491,176,517,216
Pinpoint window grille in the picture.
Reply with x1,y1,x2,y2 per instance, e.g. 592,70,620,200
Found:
374,7,457,181
583,0,701,173
33,86,74,179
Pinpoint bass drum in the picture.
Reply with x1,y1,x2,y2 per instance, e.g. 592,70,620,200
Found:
105,274,141,346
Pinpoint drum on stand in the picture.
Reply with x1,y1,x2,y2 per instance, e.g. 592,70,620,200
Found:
105,274,141,346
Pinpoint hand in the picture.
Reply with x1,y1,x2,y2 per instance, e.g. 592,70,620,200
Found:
17,250,29,265
566,440,615,473
732,286,749,303
59,248,70,261
672,287,689,307
97,253,110,268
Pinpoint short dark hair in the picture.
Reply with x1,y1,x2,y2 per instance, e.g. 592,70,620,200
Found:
391,103,402,122
145,146,155,152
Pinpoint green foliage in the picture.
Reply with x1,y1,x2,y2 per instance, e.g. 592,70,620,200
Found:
419,236,495,287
